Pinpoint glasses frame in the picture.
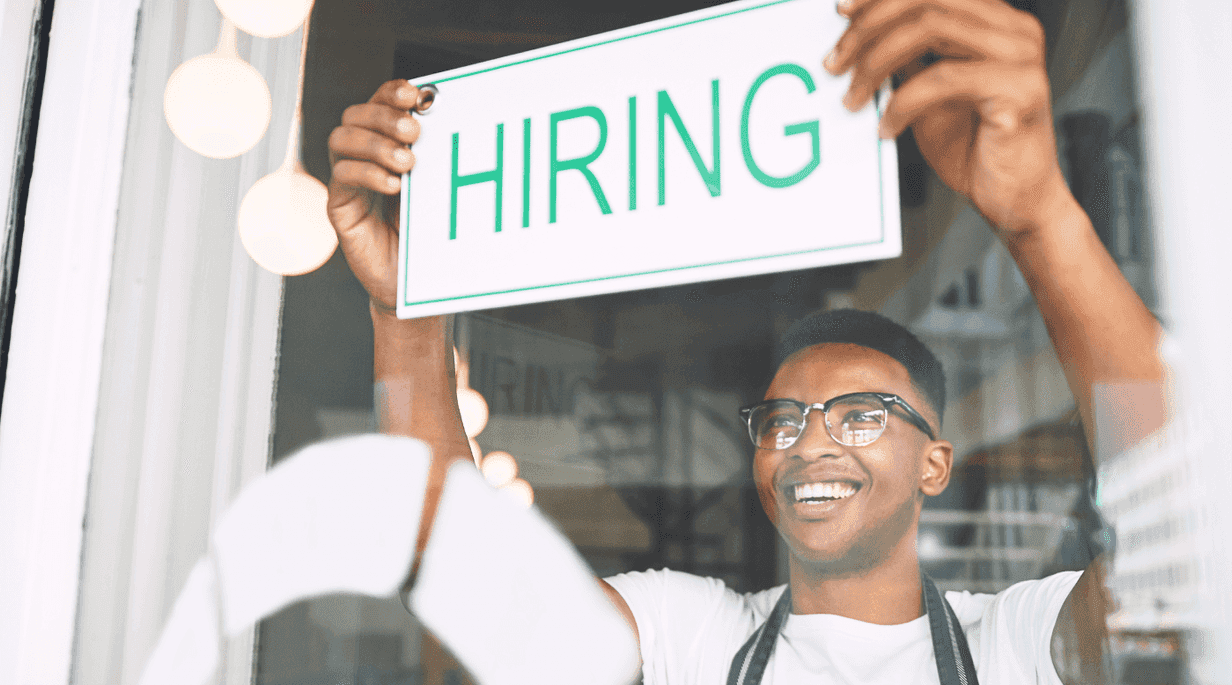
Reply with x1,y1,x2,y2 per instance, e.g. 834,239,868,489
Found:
739,392,937,450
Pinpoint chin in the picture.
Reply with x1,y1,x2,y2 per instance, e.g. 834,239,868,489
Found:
777,496,920,577
784,528,885,576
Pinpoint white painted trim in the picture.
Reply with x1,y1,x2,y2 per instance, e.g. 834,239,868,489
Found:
0,0,40,226
67,1,299,682
0,2,142,684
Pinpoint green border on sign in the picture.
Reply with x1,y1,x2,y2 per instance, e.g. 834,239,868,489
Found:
402,0,891,308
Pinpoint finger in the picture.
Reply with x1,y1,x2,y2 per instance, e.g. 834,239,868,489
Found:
843,18,1039,110
839,0,1022,31
369,79,420,112
332,158,407,196
329,125,417,174
877,61,1048,139
828,0,1027,73
341,102,421,145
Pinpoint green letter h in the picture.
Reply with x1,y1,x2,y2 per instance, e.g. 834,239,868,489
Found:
451,124,504,240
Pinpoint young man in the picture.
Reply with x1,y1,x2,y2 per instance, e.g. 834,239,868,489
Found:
325,0,1163,682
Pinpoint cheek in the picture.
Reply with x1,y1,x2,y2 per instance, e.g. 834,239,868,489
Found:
865,446,922,499
752,452,781,523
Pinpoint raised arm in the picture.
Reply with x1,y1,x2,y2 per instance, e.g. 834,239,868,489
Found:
827,1,1161,681
325,81,473,577
828,0,1163,453
325,79,640,640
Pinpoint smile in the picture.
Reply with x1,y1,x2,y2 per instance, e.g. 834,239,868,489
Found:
791,481,861,504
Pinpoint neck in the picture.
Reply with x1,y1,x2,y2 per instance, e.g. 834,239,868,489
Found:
786,527,923,625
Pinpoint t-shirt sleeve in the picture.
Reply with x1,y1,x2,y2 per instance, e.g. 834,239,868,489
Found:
964,570,1083,684
604,568,754,685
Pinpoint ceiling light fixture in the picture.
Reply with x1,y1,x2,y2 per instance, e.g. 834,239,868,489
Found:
237,10,338,276
215,0,314,38
164,19,271,159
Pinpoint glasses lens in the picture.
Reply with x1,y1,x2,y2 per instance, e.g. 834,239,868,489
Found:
827,395,888,446
748,401,805,450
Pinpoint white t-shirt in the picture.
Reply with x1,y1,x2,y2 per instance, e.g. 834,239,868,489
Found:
604,568,1082,685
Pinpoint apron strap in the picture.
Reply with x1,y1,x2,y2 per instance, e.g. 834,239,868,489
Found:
922,573,978,685
726,585,791,685
726,574,979,685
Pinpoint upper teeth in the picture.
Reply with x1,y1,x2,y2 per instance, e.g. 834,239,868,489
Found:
795,482,857,501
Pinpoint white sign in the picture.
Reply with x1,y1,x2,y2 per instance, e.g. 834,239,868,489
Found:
398,0,900,318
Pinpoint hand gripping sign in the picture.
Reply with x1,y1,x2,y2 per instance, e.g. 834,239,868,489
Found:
397,0,900,318
138,435,639,685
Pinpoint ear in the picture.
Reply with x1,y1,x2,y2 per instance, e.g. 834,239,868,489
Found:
919,440,954,497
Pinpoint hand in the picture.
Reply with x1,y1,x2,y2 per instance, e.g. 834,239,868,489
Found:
327,79,423,313
826,0,1070,237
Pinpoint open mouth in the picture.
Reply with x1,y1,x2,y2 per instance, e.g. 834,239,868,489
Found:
789,481,862,505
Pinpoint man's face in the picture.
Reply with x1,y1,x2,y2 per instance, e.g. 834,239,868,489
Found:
753,343,950,575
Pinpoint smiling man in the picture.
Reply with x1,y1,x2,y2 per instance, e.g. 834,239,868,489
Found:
324,0,1163,682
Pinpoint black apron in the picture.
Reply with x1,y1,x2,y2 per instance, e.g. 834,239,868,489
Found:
726,574,979,685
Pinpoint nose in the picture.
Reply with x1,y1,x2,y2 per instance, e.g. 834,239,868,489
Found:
790,418,843,461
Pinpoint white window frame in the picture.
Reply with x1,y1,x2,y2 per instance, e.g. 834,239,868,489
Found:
0,0,298,683
0,1,144,682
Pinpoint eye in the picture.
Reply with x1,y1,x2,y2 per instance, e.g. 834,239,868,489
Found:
756,407,802,437
841,409,884,426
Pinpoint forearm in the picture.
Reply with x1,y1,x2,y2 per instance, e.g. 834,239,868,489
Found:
372,307,476,581
372,307,473,456
1003,184,1164,449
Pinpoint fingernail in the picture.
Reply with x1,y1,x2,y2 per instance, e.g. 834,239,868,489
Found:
396,117,415,134
387,175,402,191
824,50,838,73
836,0,852,15
843,90,859,111
393,148,412,165
396,87,414,102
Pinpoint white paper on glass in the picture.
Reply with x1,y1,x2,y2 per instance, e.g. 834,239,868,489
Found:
137,560,222,685
211,434,431,633
411,462,640,685
398,0,900,318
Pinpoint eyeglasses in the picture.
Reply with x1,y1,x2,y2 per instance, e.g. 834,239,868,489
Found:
739,392,936,450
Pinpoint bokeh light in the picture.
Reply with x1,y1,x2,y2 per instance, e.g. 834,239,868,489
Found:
480,451,518,489
457,387,490,438
215,0,314,38
237,170,338,275
502,478,534,508
164,52,270,159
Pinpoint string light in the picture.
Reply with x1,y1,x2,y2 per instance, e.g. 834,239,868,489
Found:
480,452,518,489
164,19,271,159
454,348,533,508
503,479,535,508
457,388,490,439
215,0,314,38
237,13,337,275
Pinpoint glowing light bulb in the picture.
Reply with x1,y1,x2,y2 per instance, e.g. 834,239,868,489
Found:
164,20,271,159
236,16,337,276
215,0,314,38
238,168,337,275
457,388,489,438
480,451,518,489
917,531,943,560
453,346,470,388
503,478,534,508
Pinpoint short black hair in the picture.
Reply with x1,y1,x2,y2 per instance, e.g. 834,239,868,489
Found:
773,309,946,422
